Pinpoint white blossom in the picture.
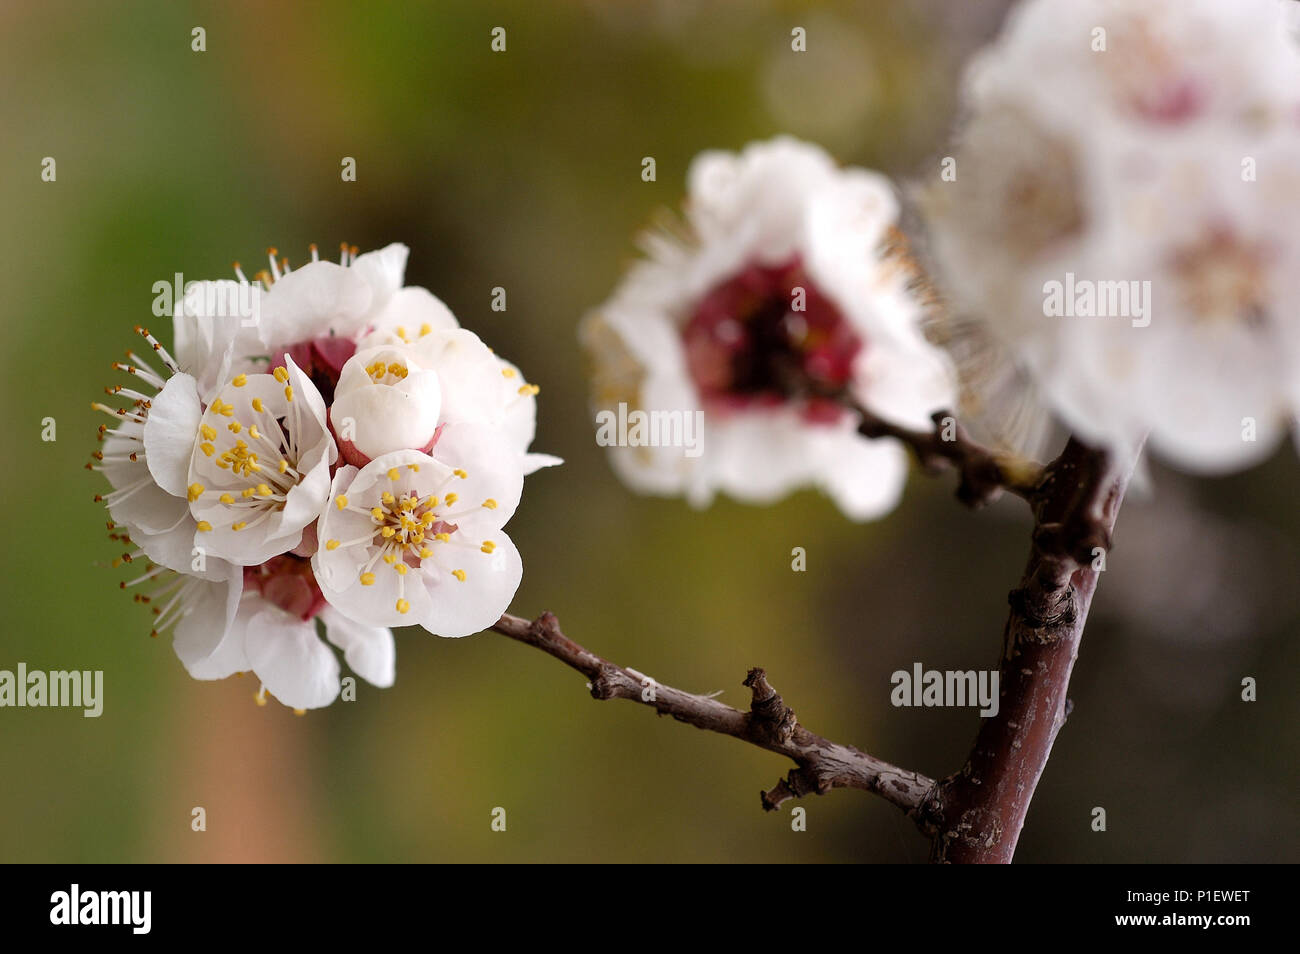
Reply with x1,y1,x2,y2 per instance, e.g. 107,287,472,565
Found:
924,0,1300,471
583,136,954,520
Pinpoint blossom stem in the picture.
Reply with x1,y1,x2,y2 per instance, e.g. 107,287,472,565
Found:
851,402,1047,508
488,611,937,825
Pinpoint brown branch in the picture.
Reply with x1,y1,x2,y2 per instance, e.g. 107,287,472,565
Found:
489,611,936,826
925,436,1133,863
493,414,1128,862
854,404,1045,508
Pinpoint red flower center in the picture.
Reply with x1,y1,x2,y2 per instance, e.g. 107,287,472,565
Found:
682,258,861,422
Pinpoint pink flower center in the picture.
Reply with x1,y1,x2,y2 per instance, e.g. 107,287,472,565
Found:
246,554,328,622
682,258,861,422
273,334,357,404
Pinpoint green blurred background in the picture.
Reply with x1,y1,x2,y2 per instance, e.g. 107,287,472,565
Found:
1,0,1296,863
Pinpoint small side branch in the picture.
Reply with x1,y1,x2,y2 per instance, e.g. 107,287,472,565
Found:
489,612,935,827
854,404,1045,508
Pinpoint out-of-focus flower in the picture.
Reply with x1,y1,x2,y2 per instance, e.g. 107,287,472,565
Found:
924,0,1300,472
583,136,955,520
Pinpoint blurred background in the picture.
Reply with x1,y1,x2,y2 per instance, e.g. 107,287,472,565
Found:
1,0,1295,863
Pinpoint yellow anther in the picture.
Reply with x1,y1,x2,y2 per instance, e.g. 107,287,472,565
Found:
200,425,217,441
187,483,205,502
256,483,272,497
277,459,289,474
419,323,431,336
518,384,540,396
196,521,213,532
228,421,241,433
387,468,400,481
483,498,498,510
435,533,450,542
501,368,517,378
395,563,408,576
335,495,349,510
420,511,436,525
232,521,247,531
360,572,376,586
293,708,306,716
387,362,408,379
419,547,433,558
284,385,293,402
381,491,395,504
232,373,248,387
241,488,255,498
200,442,215,457
248,425,261,440
252,398,265,413
409,464,420,472
453,469,467,479
213,399,234,416
218,493,234,505
444,493,458,505
381,527,396,538
396,599,411,614
480,541,496,553
382,554,396,565
326,539,340,551
273,367,289,383
395,326,408,341
452,569,466,582
255,691,267,707
371,507,385,521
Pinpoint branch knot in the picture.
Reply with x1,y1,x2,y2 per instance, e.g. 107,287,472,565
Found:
744,667,797,743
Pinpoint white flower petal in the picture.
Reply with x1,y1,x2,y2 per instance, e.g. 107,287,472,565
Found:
418,532,522,638
144,373,203,497
350,242,410,309
320,606,395,688
261,261,373,353
173,575,246,680
243,601,341,709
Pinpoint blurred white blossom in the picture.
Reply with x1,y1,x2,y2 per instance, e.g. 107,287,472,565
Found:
584,136,955,520
924,0,1300,472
